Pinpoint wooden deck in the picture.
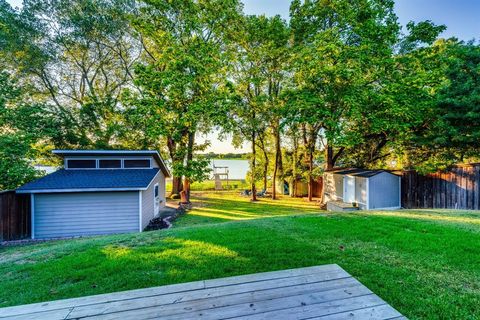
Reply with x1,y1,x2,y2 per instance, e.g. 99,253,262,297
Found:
0,264,405,320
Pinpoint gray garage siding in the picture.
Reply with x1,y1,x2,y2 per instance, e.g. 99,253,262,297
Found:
369,173,401,209
34,192,139,239
141,171,165,230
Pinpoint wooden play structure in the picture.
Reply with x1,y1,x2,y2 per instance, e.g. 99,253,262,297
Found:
212,163,229,190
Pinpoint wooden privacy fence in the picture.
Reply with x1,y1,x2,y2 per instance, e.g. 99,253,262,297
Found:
401,164,480,210
0,191,31,241
291,177,323,198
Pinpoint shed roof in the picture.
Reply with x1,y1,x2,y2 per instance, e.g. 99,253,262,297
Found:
16,168,160,194
328,168,393,178
52,150,170,177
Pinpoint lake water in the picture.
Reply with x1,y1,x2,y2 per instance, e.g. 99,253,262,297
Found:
210,159,249,180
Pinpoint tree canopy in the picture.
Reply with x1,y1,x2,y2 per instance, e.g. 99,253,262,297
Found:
0,0,478,197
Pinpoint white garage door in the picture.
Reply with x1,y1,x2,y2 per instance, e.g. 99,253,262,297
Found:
34,192,139,239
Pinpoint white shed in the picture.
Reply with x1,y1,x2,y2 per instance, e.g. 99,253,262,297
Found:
323,168,401,210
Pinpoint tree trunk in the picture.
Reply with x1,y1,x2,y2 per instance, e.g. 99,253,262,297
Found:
307,145,314,202
257,135,269,192
181,179,190,204
251,131,257,201
182,131,195,203
272,123,283,200
326,145,335,171
262,151,268,192
171,177,183,196
291,131,299,197
325,144,344,171
167,136,183,196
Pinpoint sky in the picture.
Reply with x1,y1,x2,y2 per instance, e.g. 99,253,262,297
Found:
7,0,480,153
241,0,480,40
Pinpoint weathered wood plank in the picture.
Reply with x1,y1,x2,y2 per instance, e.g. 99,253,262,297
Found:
230,295,385,320
0,265,342,318
203,264,340,288
401,164,480,210
0,308,73,320
0,281,205,318
0,265,404,320
475,166,480,210
150,285,373,320
75,277,359,320
308,304,403,320
0,191,30,241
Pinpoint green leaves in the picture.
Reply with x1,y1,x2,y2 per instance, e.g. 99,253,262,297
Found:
0,72,44,189
0,0,476,183
0,133,39,190
125,0,243,187
415,41,480,168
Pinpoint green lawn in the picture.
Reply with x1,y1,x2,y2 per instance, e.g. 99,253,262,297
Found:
173,191,323,226
0,192,479,319
166,180,249,193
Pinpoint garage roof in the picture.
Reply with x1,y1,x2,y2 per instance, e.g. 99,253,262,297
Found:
52,150,170,177
16,168,160,193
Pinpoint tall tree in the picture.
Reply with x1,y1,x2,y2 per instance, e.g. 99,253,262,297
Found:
3,0,141,150
434,41,480,161
291,0,401,171
228,15,290,200
0,72,51,189
339,21,447,169
405,40,480,171
126,0,242,200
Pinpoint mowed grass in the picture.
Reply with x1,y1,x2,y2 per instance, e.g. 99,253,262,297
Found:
0,193,479,319
166,180,249,193
173,191,323,226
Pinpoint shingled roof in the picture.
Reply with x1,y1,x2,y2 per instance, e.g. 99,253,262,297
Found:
16,168,160,193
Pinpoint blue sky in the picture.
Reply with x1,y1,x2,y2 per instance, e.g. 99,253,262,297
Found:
8,0,478,40
7,0,479,153
241,0,479,41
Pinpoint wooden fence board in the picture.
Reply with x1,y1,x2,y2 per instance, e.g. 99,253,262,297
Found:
0,191,31,241
401,164,480,210
475,166,480,210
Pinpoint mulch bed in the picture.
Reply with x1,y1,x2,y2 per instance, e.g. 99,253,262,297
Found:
144,217,170,231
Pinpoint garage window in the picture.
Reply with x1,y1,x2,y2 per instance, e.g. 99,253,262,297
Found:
99,159,121,168
67,159,96,169
124,159,150,168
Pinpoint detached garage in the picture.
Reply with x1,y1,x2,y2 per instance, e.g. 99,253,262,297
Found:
323,168,401,210
16,150,170,239
32,192,140,239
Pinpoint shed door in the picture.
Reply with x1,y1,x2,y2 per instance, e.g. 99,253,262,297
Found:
34,192,139,239
343,176,356,203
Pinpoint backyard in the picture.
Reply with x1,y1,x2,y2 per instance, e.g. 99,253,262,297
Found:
0,192,479,319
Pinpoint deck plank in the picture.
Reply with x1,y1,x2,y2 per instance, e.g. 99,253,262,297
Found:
131,285,372,320
0,264,405,320
77,279,363,320
230,295,386,320
0,265,340,318
308,304,403,320
69,272,353,319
